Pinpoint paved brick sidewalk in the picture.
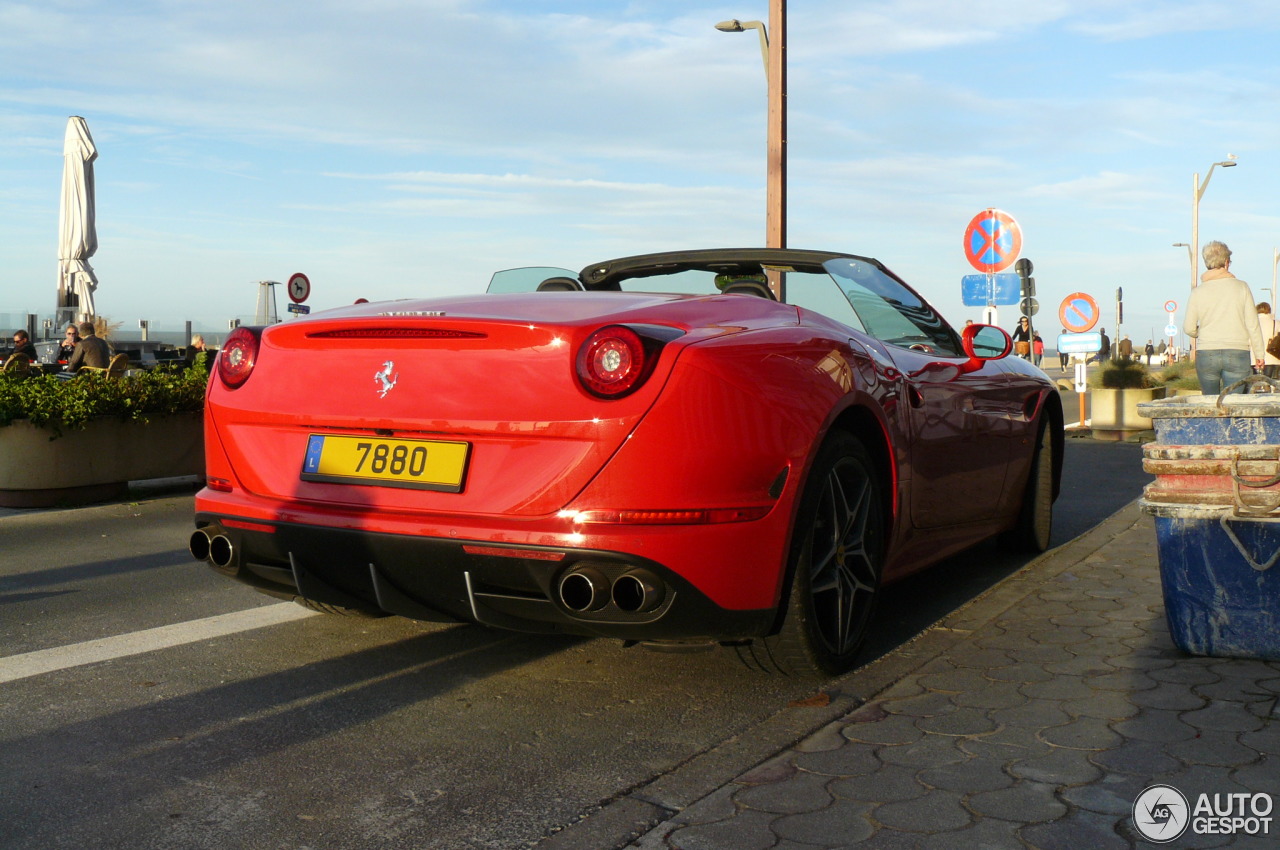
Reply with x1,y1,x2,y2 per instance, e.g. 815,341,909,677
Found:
543,503,1280,849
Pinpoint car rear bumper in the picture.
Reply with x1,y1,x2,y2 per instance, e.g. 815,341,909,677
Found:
192,511,776,642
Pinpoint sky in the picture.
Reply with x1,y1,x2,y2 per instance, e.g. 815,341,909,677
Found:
3,0,1280,342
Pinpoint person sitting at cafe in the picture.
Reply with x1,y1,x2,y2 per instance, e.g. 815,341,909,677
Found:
56,324,80,364
7,330,37,365
65,321,111,373
183,334,214,372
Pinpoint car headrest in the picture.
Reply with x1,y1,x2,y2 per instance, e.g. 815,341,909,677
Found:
537,277,584,292
720,280,776,300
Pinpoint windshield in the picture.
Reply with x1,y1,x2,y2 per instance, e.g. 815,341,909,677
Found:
617,269,719,295
820,258,961,356
487,267,577,294
486,256,961,356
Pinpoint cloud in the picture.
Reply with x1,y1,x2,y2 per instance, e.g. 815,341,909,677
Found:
1,0,1279,334
1067,0,1280,40
1026,170,1169,206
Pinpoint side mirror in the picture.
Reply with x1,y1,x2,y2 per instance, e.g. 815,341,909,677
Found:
960,324,1012,372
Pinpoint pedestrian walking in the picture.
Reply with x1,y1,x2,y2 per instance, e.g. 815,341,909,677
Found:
1258,302,1280,378
1058,328,1069,369
1184,241,1265,394
1032,332,1044,366
1011,317,1032,360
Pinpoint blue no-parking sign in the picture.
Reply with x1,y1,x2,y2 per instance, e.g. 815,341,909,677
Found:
963,209,1022,274
1058,293,1100,334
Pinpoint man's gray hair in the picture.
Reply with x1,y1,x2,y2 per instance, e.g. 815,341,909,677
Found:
1203,240,1232,270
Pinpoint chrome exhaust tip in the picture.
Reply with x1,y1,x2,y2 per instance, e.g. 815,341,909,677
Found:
189,529,212,562
209,534,235,569
557,567,611,612
612,570,664,613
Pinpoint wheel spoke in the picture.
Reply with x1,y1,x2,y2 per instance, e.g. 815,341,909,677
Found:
808,476,843,587
809,459,879,654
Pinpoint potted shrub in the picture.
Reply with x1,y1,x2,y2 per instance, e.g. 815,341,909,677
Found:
1089,357,1166,440
1154,359,1201,396
0,363,208,507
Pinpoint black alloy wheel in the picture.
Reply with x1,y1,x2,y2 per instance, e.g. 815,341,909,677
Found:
736,431,885,676
1004,417,1054,553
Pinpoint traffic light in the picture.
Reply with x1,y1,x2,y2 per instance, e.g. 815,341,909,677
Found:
1016,257,1035,297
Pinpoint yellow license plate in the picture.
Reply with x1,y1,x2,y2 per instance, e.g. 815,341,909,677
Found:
301,434,470,492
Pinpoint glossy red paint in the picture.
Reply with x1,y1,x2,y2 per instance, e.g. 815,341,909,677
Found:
192,249,1062,674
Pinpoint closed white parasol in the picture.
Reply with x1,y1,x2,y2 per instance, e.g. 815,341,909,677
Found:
57,116,99,323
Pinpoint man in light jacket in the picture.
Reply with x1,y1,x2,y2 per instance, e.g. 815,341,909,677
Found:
1184,241,1266,394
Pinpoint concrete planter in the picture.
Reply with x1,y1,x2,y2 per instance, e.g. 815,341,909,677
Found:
0,413,203,507
1091,386,1167,441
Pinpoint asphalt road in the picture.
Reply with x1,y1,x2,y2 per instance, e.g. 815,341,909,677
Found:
0,438,1146,850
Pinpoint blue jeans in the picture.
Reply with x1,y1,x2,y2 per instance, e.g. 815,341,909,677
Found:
1195,349,1252,395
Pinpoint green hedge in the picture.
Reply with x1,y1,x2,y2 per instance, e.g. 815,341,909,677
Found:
0,365,208,435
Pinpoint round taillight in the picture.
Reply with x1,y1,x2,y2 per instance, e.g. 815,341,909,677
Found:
218,327,260,389
576,325,647,398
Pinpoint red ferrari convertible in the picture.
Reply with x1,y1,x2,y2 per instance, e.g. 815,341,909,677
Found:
191,249,1063,676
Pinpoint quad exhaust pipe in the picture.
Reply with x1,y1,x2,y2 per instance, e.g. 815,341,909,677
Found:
189,528,235,569
611,570,663,613
557,566,665,614
189,529,211,562
557,567,611,612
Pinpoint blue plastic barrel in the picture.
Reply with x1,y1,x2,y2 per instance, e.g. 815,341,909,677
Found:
1139,384,1280,660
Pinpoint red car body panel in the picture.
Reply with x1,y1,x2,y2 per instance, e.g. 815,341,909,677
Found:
192,249,1062,647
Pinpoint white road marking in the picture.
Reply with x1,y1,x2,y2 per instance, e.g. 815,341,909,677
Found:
0,603,318,684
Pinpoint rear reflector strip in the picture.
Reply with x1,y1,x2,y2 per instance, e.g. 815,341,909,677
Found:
462,545,567,562
306,328,487,340
222,518,277,534
568,506,772,525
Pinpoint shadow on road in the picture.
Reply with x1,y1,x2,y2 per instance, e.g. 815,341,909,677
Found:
2,622,582,846
863,437,1147,665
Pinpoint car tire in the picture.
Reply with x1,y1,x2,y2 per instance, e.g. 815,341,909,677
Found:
294,597,389,618
736,432,885,677
1004,417,1054,553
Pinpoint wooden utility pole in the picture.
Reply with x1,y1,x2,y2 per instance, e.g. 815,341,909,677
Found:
766,0,787,250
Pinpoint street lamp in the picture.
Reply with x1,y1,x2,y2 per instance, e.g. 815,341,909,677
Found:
1191,155,1238,288
1173,242,1193,353
1172,241,1193,285
714,19,767,70
715,1,786,252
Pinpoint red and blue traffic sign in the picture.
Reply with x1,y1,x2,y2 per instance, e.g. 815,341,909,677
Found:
1164,300,1178,313
963,208,1022,274
1058,292,1101,333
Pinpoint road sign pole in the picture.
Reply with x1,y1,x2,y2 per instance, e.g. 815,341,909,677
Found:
1073,362,1088,430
